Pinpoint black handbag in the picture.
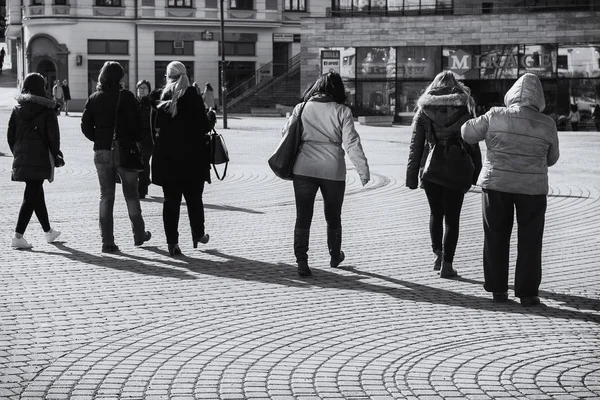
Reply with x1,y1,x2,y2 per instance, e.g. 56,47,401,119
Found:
268,101,307,180
208,128,229,181
421,120,474,194
112,90,144,172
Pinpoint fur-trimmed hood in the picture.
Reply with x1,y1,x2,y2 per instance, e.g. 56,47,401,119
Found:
418,88,472,130
14,94,56,120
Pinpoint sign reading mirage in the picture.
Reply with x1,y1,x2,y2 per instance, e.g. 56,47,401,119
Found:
449,49,553,74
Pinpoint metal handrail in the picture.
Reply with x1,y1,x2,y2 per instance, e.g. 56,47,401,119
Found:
226,53,302,109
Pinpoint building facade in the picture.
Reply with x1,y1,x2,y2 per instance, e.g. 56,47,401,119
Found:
5,0,313,110
302,0,600,122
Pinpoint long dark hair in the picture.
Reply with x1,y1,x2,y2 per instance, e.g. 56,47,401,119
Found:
21,73,47,97
302,71,347,104
97,61,124,91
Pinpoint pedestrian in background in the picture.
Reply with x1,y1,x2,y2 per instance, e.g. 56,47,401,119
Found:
62,79,71,116
7,72,63,249
0,47,5,74
406,71,481,279
203,83,216,112
52,80,64,116
136,79,154,199
567,104,580,131
592,104,600,131
81,61,151,253
461,73,560,306
150,61,216,257
285,71,370,277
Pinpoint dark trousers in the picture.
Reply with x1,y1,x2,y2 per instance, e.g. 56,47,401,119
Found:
422,180,465,262
16,180,51,234
138,146,152,197
162,181,206,245
482,189,547,298
293,175,345,230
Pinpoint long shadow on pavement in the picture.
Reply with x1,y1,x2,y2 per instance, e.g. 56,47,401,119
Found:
140,197,264,214
138,247,600,324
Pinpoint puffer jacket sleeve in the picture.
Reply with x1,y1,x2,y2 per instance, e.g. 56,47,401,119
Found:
7,108,17,153
461,112,489,144
80,97,95,142
406,110,427,189
341,106,370,182
45,109,61,157
547,126,560,167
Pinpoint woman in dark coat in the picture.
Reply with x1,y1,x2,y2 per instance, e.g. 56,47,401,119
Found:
81,61,151,253
406,71,482,279
7,72,63,249
136,79,154,199
151,61,216,256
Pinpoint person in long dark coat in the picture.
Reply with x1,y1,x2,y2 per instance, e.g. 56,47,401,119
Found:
7,72,63,249
136,79,154,199
151,61,216,256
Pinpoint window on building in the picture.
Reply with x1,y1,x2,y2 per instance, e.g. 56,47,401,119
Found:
168,0,192,7
557,44,600,78
479,44,519,79
229,0,252,9
396,46,441,80
155,41,194,55
88,40,128,55
32,0,43,5
88,60,129,95
357,47,396,79
481,2,493,14
521,44,556,78
284,0,305,11
95,0,121,5
54,0,67,5
218,61,255,95
218,42,256,56
155,61,194,90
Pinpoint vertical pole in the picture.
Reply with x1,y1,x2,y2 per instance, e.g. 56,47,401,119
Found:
220,0,228,128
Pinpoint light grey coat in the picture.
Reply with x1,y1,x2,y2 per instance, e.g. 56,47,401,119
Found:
461,73,559,195
283,98,370,182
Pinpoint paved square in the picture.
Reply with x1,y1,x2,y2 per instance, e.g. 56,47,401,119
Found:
1,104,599,399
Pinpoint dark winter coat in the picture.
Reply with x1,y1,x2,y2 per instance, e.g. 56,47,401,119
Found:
81,88,143,150
150,87,213,186
63,85,71,101
7,94,61,182
462,73,559,195
406,88,482,190
138,96,154,152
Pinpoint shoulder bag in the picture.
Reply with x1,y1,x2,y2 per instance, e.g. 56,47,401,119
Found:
268,101,307,180
421,119,474,194
208,128,229,181
112,90,144,172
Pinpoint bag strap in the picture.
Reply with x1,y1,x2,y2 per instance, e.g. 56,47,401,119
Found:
212,162,228,181
112,90,122,142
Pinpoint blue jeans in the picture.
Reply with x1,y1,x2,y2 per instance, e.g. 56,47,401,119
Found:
94,147,146,245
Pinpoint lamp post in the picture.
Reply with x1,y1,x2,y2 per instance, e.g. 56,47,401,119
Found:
220,0,228,128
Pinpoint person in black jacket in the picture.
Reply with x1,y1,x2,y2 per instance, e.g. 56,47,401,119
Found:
7,72,63,249
81,61,151,253
406,71,482,279
151,61,216,256
136,79,153,199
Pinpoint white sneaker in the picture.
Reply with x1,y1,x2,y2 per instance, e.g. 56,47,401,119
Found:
45,229,61,243
12,236,33,249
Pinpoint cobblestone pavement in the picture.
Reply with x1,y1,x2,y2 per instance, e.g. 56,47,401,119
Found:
0,108,599,400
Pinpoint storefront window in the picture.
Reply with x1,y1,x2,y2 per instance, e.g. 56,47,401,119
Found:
558,44,600,78
344,80,356,107
356,81,395,115
396,81,428,120
519,44,556,78
357,47,396,80
557,78,600,117
397,46,441,80
340,48,356,80
479,45,519,79
443,46,480,80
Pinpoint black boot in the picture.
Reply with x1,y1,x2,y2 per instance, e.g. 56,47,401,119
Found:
294,228,311,277
327,227,345,268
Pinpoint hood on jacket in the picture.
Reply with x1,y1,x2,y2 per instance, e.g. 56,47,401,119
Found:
504,73,545,112
418,87,471,129
15,94,56,120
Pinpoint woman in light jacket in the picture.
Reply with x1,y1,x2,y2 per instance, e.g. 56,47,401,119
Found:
406,71,481,279
461,73,559,306
283,71,370,277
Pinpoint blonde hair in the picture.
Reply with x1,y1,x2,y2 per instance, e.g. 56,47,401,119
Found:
416,70,476,116
159,61,191,117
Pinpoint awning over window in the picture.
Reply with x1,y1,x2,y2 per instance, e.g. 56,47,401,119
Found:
5,25,22,39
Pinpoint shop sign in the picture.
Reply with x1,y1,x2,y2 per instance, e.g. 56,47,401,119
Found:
201,31,213,41
449,50,553,74
322,50,341,74
273,33,294,43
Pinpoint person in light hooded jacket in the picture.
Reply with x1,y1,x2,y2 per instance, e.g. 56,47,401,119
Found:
461,73,560,307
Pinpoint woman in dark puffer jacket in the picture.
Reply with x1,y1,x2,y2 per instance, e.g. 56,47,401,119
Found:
406,71,482,279
7,73,63,249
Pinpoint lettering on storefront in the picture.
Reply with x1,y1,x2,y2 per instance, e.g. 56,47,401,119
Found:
449,50,553,74
321,50,341,74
